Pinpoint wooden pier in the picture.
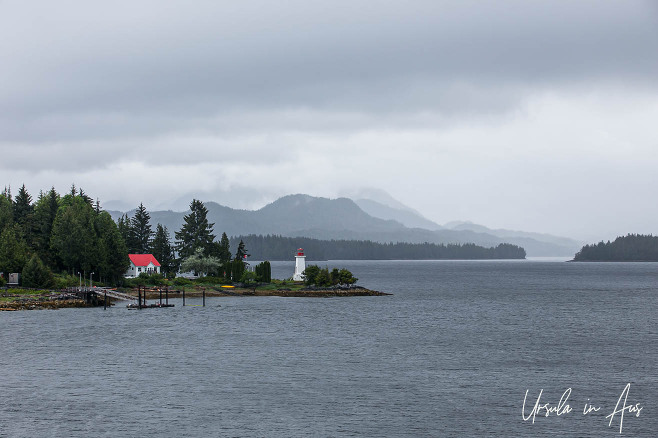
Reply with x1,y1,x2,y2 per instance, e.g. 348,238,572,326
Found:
67,286,177,310
127,285,175,309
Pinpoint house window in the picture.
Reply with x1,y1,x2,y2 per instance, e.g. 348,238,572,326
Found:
138,267,142,272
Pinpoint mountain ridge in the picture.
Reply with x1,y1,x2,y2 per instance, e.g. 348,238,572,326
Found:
107,194,580,256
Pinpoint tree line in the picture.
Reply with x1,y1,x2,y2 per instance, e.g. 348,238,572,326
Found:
0,183,526,289
0,185,128,287
0,185,253,287
230,234,527,260
573,234,658,261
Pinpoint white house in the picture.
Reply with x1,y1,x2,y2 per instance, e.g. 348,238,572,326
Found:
125,254,161,277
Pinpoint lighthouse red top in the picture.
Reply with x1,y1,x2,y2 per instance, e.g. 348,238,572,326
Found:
296,248,304,256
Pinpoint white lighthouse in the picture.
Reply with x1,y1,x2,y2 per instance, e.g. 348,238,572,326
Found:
293,248,306,281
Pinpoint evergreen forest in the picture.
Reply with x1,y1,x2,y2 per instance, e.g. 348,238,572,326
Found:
573,234,658,261
230,234,526,260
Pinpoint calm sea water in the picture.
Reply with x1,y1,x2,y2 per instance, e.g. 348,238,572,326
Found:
0,260,656,437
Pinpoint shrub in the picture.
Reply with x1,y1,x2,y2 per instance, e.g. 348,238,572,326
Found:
54,274,78,289
231,258,245,281
124,273,165,287
302,265,321,285
172,277,193,286
21,254,55,289
254,261,272,283
123,277,139,288
302,265,357,287
138,272,165,286
195,276,228,285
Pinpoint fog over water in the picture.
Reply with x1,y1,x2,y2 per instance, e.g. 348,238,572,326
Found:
1,1,657,240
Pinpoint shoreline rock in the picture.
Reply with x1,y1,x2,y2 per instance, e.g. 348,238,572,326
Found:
0,299,91,311
132,285,391,299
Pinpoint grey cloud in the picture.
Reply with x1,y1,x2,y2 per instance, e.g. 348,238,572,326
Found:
0,81,525,144
1,1,656,120
0,137,293,171
1,0,657,240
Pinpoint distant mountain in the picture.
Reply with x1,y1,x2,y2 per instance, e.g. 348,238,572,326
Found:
103,200,133,212
108,194,579,256
445,221,582,254
350,194,579,254
354,198,443,230
341,188,423,214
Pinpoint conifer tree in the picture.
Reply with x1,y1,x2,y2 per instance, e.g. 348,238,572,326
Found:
254,261,271,283
0,193,13,233
0,225,29,276
1,186,12,202
151,224,175,275
12,184,37,250
175,199,215,259
235,239,248,261
117,214,131,248
78,188,93,207
210,231,232,278
33,187,60,265
94,211,129,283
13,184,34,228
50,196,96,273
130,203,152,254
218,232,231,262
231,239,248,280
21,254,55,289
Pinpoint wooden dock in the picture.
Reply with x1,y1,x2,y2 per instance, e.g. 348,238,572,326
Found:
127,285,175,309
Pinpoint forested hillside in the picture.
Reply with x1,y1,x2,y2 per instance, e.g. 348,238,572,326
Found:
573,234,658,261
230,234,526,260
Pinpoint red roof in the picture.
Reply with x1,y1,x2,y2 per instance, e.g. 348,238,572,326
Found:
129,254,161,267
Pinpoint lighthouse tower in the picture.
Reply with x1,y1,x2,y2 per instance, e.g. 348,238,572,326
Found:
293,248,306,281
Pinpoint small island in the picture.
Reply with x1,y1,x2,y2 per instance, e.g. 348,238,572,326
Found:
573,234,658,262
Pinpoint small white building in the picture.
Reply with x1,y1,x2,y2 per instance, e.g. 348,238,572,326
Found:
125,254,161,277
293,248,306,281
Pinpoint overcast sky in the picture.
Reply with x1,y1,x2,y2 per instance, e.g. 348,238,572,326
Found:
1,0,657,240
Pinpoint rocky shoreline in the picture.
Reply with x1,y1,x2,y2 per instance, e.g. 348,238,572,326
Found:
0,298,91,311
0,284,391,311
136,285,391,299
